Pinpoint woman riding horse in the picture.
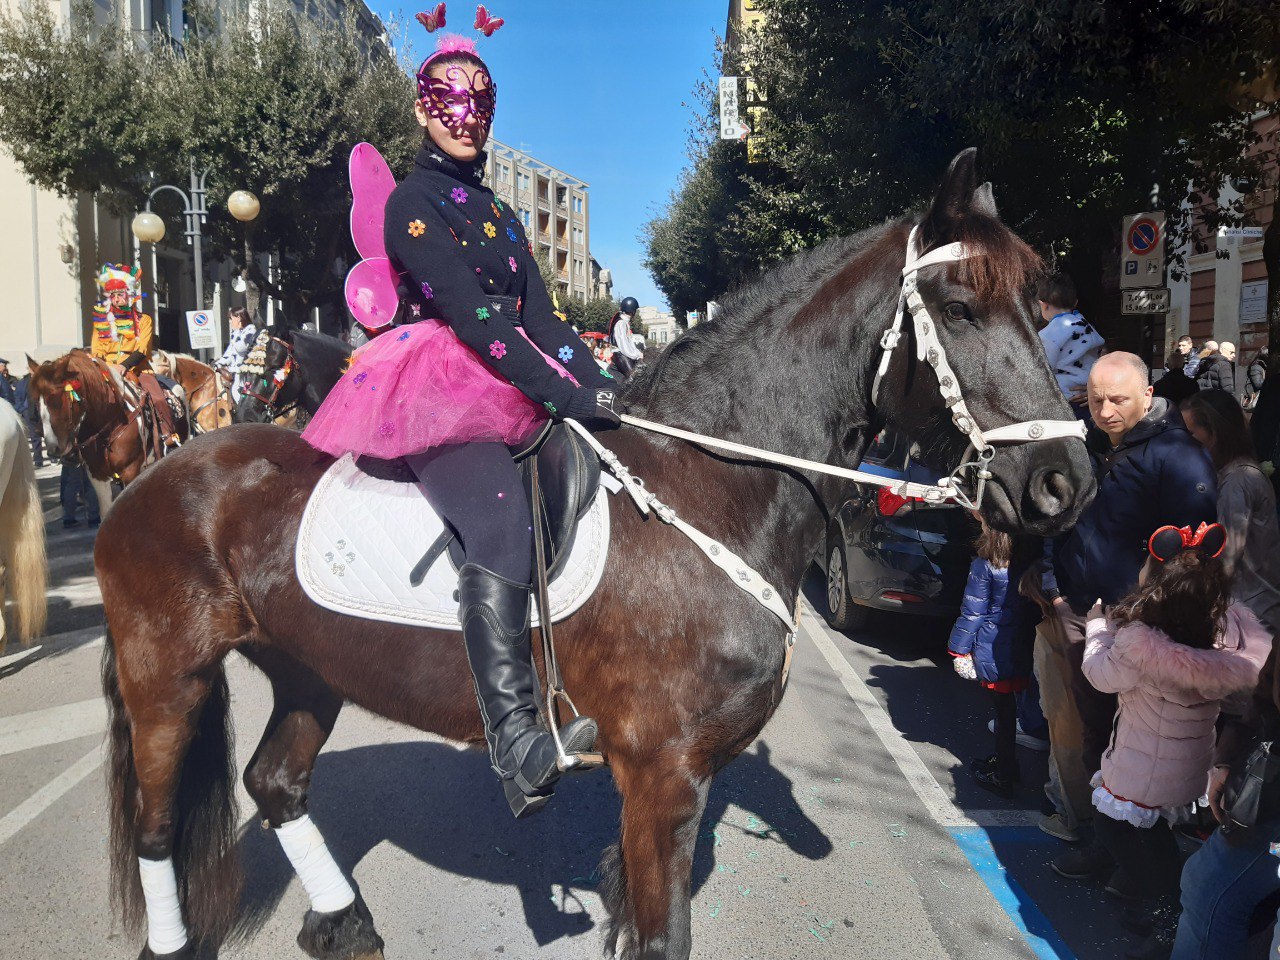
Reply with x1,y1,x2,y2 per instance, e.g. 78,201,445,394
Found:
300,29,621,817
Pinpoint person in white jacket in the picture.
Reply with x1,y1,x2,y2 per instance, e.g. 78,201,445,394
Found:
610,296,644,379
215,307,258,401
1037,274,1104,420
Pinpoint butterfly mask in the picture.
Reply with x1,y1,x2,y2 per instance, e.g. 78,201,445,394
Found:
418,61,497,141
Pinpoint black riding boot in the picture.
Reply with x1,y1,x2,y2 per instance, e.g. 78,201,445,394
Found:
457,563,598,819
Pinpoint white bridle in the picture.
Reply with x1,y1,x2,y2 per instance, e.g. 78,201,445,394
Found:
868,226,1085,508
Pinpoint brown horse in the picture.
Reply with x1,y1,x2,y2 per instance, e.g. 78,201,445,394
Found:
96,152,1095,960
26,351,138,495
152,351,233,433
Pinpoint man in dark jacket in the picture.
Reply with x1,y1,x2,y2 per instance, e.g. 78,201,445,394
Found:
13,374,43,467
1244,347,1267,409
1196,341,1238,396
1041,352,1218,855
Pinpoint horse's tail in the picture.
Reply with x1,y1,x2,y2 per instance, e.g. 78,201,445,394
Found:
0,427,46,647
103,633,243,944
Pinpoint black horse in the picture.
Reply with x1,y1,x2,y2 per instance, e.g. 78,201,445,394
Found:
237,327,354,424
98,150,1094,960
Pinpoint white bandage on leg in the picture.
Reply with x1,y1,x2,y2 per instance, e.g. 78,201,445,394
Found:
274,815,357,913
137,857,189,954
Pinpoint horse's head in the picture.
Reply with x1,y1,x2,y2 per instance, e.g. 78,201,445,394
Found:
874,149,1094,535
236,328,298,424
26,352,89,458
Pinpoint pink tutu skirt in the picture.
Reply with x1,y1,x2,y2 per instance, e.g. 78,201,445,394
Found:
302,319,571,459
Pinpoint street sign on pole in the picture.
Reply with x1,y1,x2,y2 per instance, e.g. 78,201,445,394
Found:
1121,288,1171,315
1120,212,1166,289
186,309,217,350
719,77,749,140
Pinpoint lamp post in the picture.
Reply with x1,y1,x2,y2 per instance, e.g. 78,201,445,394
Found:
131,158,259,359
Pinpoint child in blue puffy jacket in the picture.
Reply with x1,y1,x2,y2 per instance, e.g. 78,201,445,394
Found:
949,520,1042,796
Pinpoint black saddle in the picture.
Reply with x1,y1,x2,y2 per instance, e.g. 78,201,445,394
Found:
357,422,601,587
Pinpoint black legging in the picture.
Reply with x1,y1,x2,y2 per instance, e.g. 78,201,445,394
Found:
1093,812,1182,899
990,690,1018,778
405,442,532,584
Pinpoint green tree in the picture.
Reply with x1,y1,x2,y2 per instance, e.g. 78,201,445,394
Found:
647,0,1279,352
0,0,420,320
562,296,619,334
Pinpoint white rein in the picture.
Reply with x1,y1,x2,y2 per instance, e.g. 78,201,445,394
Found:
568,227,1085,628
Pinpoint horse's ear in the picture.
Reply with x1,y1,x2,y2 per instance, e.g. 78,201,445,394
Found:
924,148,980,237
972,182,998,219
26,355,39,376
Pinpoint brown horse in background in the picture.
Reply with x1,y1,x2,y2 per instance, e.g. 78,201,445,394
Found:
96,151,1094,960
152,351,233,433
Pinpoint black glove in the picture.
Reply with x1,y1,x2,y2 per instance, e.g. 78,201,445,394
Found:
565,387,625,429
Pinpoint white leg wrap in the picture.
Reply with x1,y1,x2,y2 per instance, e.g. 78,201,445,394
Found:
275,815,357,913
137,857,189,954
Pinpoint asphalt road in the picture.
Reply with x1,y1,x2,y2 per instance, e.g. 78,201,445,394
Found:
1,462,1154,959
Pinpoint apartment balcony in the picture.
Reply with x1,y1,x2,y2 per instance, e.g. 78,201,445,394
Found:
537,198,550,213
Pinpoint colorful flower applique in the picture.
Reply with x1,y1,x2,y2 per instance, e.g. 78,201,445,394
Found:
543,401,557,414
407,219,426,237
495,199,505,213
491,202,502,218
398,330,411,341
506,226,519,243
451,187,469,204
476,306,491,322
558,346,574,362
421,281,434,300
352,371,368,385
527,240,534,256
378,421,395,437
483,222,497,239
410,303,422,317
508,256,518,273
489,340,507,359
600,368,615,380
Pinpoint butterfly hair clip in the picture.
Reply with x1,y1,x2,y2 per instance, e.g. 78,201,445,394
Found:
415,3,446,32
474,4,503,36
1148,522,1227,563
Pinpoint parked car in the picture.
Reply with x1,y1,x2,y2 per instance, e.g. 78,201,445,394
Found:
821,429,975,630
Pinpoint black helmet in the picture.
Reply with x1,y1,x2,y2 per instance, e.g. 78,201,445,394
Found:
620,297,639,315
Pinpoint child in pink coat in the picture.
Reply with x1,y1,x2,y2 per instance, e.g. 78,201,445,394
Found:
1081,522,1270,957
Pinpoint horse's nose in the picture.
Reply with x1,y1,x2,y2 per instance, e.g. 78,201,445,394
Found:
1027,465,1076,521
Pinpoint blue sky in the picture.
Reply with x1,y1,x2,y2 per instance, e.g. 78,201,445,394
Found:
366,0,726,312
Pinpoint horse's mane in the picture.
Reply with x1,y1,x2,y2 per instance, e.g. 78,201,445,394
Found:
64,349,121,409
917,209,1043,305
626,208,1042,410
625,221,900,406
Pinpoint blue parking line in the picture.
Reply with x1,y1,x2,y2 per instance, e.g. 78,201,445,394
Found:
949,826,1078,960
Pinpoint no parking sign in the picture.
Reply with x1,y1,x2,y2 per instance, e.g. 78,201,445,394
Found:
185,310,217,350
1120,212,1165,289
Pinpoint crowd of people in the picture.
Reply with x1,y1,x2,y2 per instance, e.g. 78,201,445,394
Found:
948,273,1280,959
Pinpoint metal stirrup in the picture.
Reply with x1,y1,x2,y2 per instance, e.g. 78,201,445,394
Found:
528,461,604,773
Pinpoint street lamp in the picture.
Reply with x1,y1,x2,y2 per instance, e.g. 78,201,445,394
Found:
130,158,260,358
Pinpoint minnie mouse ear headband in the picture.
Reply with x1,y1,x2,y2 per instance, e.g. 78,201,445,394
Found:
1148,522,1226,563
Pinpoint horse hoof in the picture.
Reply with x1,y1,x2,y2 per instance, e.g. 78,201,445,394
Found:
296,898,385,960
136,944,196,960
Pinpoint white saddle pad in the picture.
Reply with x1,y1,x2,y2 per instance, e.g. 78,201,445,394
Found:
296,454,610,630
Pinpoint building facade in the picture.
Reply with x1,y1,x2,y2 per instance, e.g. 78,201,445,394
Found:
637,305,679,346
1166,111,1278,369
484,139,595,303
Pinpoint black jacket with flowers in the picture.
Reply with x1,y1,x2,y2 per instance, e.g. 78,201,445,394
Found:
384,146,613,416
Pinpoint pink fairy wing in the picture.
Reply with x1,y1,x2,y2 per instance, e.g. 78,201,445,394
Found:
345,257,400,332
349,142,396,261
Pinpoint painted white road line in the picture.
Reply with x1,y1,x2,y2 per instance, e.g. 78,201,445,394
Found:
798,605,1034,829
0,626,105,669
0,744,103,848
0,698,107,756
